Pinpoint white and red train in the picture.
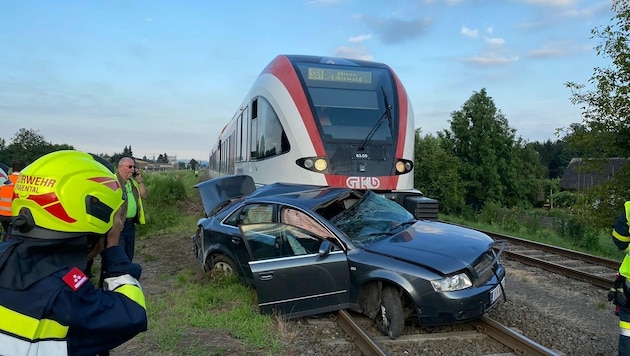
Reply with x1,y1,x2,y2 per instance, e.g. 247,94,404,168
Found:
209,54,437,218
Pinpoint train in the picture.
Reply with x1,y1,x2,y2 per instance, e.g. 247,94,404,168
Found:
208,54,437,219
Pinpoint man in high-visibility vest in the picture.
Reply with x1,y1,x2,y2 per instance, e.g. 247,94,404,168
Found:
0,160,26,240
0,150,147,355
611,201,630,355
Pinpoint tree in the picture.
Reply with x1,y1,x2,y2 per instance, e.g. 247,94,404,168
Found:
189,159,199,170
414,131,464,214
0,128,74,164
439,89,545,209
564,0,630,220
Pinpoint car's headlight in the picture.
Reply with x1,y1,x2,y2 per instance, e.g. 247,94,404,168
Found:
430,273,472,292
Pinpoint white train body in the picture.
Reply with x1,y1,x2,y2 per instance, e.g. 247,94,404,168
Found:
209,54,417,192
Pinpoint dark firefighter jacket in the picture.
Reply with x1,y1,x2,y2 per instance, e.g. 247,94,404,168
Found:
0,236,147,355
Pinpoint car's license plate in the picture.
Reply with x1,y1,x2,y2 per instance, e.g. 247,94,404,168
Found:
490,277,506,303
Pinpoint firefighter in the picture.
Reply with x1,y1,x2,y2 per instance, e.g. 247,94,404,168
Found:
0,160,25,240
0,150,147,355
612,201,630,355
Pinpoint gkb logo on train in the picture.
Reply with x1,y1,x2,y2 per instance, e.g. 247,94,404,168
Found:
346,176,380,190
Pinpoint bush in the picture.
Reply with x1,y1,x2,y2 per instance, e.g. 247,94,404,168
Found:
137,171,194,234
553,215,600,250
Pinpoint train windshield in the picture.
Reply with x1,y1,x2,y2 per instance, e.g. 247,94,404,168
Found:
294,63,398,143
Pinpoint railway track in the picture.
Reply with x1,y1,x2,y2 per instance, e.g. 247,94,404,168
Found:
328,224,623,355
331,310,559,355
465,226,621,289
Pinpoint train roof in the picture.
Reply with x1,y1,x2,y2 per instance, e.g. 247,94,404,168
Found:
279,54,390,69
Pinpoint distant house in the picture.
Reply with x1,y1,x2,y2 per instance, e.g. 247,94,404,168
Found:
136,158,176,172
560,158,629,191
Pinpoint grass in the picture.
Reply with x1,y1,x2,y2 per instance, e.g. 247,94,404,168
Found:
129,170,287,355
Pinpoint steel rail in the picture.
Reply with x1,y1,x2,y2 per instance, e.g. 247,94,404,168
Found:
502,249,614,289
479,229,621,270
470,316,561,356
442,222,621,289
335,310,389,356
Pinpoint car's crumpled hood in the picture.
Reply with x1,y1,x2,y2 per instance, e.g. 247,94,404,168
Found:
363,221,495,275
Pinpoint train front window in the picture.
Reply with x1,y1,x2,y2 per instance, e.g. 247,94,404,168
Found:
295,63,397,143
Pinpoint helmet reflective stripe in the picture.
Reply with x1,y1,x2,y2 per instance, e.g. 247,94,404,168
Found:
26,192,76,223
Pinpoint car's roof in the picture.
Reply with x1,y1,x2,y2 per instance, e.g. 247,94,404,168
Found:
196,175,357,216
246,182,354,210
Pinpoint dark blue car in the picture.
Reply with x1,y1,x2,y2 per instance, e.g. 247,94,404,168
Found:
192,175,506,339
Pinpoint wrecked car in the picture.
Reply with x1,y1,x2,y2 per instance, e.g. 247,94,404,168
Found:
192,175,506,339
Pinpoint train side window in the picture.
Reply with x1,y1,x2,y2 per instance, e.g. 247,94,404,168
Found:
251,96,290,160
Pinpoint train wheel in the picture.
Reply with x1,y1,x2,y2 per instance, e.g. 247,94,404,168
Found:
375,286,404,339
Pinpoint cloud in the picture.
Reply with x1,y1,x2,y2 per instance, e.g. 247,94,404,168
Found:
359,16,432,44
306,0,342,5
421,0,465,4
461,26,478,38
485,37,505,46
520,0,575,6
334,46,373,61
527,40,592,58
348,34,372,44
460,55,520,65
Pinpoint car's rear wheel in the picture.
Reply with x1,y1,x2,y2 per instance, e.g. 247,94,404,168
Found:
208,254,237,277
374,286,404,339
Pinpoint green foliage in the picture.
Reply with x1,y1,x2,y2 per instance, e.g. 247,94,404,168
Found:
562,0,630,223
414,131,465,214
553,215,600,250
0,128,75,165
136,172,194,235
437,88,546,210
550,190,577,208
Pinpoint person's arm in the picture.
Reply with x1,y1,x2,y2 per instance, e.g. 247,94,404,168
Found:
134,170,148,199
613,203,630,252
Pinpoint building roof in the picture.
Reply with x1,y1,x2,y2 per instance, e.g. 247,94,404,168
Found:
559,158,629,191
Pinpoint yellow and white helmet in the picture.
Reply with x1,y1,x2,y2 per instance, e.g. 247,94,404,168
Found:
12,150,124,238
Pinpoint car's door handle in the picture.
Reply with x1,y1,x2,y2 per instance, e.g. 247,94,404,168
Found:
258,271,274,281
231,237,241,245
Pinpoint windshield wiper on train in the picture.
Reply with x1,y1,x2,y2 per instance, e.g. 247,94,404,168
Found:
358,87,394,151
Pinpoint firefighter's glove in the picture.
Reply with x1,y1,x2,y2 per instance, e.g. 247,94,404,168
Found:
609,275,628,307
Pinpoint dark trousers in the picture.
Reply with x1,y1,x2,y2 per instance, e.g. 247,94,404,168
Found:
119,219,137,261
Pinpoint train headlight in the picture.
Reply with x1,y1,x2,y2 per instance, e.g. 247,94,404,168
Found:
296,157,329,173
395,159,413,174
314,159,327,171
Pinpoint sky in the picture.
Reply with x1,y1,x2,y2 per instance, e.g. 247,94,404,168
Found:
0,0,615,162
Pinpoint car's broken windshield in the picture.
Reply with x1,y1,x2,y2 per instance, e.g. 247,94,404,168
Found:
330,191,415,246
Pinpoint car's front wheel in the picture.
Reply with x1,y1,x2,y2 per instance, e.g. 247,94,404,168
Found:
208,254,237,278
374,286,404,339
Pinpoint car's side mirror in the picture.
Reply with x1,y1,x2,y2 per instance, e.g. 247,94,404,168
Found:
318,239,333,257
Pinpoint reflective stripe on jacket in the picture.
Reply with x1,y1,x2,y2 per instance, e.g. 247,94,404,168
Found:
130,180,146,224
0,174,18,217
613,201,630,279
0,246,147,355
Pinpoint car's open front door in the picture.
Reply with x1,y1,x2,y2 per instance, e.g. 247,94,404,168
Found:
240,223,351,319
